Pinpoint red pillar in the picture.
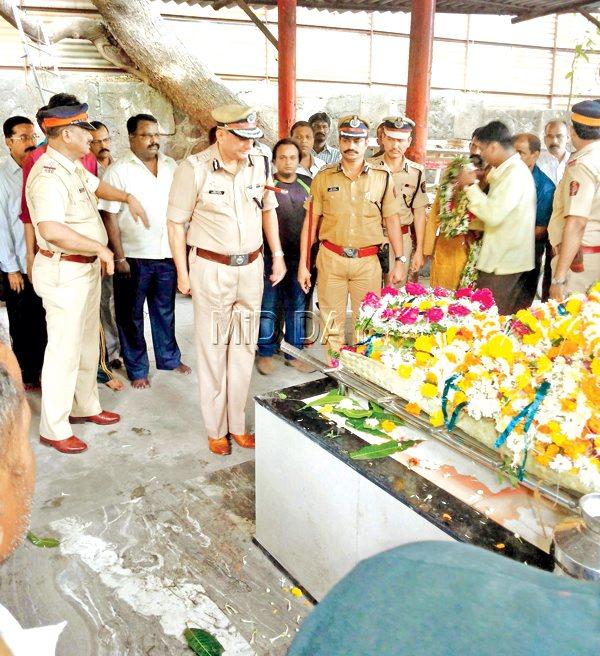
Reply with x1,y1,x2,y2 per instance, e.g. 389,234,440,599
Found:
278,0,296,139
405,0,436,164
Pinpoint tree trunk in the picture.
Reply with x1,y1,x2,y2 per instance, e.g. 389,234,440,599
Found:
90,0,275,141
0,0,276,142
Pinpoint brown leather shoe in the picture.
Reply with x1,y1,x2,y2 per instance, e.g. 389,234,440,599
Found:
230,432,255,449
40,435,88,454
208,436,231,455
70,410,120,425
256,356,276,375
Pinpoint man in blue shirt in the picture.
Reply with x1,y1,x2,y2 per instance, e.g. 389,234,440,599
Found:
513,132,555,304
0,116,47,389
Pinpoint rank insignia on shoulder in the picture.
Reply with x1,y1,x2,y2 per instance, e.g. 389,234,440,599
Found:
327,186,340,192
569,180,580,197
421,181,427,193
208,189,225,195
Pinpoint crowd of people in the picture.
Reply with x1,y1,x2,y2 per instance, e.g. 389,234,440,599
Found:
0,92,598,458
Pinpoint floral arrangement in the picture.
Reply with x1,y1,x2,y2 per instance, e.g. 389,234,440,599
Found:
341,283,600,493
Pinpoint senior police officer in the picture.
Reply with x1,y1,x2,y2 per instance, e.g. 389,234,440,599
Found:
368,116,429,282
298,115,405,361
26,100,148,454
548,99,600,301
167,105,285,456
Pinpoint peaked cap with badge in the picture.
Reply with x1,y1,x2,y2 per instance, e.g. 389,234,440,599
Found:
38,103,96,131
338,115,370,138
571,99,600,128
379,115,415,139
211,104,264,140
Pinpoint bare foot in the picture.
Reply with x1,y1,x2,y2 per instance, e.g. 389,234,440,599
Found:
132,377,151,389
106,378,124,391
172,363,191,375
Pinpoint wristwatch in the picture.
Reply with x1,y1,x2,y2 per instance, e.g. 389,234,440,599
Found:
551,277,566,285
272,250,284,258
395,255,408,263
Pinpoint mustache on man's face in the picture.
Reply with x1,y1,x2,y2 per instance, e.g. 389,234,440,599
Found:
99,148,110,156
343,149,358,154
24,146,36,153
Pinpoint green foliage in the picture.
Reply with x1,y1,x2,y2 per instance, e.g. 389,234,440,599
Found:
184,628,225,656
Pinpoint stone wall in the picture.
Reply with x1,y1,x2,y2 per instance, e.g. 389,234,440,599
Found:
0,70,573,165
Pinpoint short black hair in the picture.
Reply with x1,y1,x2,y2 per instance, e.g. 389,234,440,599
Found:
47,93,79,109
272,138,301,161
290,120,312,134
208,125,217,145
572,121,600,141
127,113,158,135
475,121,513,149
513,132,541,153
308,112,331,127
90,120,108,131
3,116,33,138
471,126,484,140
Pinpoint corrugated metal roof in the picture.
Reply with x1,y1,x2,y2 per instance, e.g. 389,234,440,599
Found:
164,0,600,17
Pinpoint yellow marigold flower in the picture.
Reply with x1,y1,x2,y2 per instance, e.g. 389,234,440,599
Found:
380,420,397,433
565,298,582,316
536,355,552,374
482,334,514,363
563,441,588,460
420,383,438,399
405,402,421,416
591,358,600,377
415,351,434,366
429,409,444,427
454,391,468,406
425,372,438,384
550,432,567,447
523,332,542,346
415,335,436,353
515,309,539,331
591,458,600,471
397,364,412,378
418,300,433,311
516,372,531,390
446,326,458,345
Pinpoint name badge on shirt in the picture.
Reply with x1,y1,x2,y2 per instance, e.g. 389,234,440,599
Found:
208,190,225,195
327,186,340,192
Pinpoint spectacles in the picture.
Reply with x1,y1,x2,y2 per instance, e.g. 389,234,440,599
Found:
133,133,167,140
9,134,40,143
90,136,111,145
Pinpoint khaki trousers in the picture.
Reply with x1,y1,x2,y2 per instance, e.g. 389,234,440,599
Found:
32,253,102,440
189,249,264,438
316,246,382,356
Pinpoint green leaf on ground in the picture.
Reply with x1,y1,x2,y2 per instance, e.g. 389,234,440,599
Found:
26,531,60,548
345,416,390,439
184,628,225,656
349,439,418,460
277,392,287,400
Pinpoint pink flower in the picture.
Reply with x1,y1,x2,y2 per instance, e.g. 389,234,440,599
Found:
454,287,474,300
405,282,427,296
362,291,381,309
432,286,449,298
381,308,395,320
398,307,420,325
425,307,444,323
381,286,399,297
510,320,531,337
448,303,470,317
329,358,339,368
472,288,495,310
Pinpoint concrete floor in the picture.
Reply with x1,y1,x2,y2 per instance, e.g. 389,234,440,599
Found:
0,296,324,655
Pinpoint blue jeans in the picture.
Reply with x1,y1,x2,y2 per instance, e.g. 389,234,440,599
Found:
113,258,181,380
258,258,306,359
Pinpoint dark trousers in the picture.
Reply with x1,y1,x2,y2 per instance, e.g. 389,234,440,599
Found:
258,258,306,358
113,258,181,380
476,269,529,316
3,273,47,384
520,238,553,306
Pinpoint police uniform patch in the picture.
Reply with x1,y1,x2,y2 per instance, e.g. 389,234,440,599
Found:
569,180,580,197
327,186,340,192
208,190,225,195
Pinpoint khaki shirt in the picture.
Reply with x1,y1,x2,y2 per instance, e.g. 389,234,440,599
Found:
548,140,600,248
308,161,399,248
25,146,107,255
367,155,429,225
167,144,277,254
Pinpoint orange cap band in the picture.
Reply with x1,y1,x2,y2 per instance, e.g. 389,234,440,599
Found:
571,112,600,127
42,112,89,129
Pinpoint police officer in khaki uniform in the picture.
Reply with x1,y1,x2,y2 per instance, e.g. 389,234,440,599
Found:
368,116,429,283
548,99,600,301
26,100,148,454
298,116,404,360
167,105,285,456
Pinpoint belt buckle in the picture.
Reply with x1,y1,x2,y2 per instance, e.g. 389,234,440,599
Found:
230,253,249,266
343,247,358,258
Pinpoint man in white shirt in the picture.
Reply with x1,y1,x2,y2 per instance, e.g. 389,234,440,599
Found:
99,114,190,389
537,120,570,184
456,121,536,315
0,116,47,389
290,120,325,178
309,112,341,164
